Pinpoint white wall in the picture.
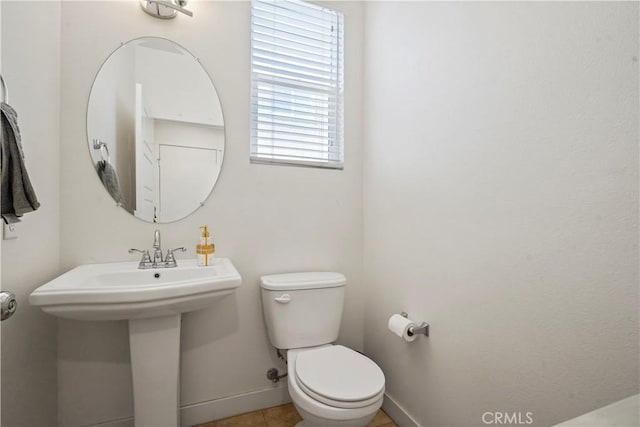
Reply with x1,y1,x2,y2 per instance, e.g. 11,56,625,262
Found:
363,2,639,427
0,2,60,426
154,120,224,150
58,2,364,426
135,44,224,126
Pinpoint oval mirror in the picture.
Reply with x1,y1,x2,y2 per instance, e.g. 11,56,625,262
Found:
87,37,224,223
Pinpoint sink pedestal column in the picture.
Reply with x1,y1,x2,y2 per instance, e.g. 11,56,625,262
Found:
129,314,181,427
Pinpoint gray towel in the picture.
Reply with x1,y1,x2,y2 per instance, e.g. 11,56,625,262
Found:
1,102,40,223
96,160,125,206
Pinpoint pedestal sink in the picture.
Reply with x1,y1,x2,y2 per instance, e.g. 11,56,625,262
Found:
29,257,241,427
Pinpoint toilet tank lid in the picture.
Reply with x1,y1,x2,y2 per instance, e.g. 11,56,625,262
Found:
260,272,346,290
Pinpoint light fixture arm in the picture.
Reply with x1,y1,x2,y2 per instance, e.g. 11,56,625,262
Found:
140,0,193,19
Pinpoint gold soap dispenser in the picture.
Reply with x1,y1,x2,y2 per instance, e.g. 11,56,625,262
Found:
196,225,215,267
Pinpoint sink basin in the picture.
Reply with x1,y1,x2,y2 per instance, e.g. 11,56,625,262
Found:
30,256,242,427
29,257,241,321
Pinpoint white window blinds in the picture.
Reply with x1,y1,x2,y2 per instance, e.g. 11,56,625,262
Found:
250,0,344,169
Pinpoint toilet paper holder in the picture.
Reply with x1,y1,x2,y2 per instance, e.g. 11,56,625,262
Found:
401,312,429,337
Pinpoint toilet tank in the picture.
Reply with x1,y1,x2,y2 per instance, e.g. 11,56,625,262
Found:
260,272,346,349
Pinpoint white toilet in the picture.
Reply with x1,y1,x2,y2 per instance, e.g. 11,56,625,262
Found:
260,272,385,427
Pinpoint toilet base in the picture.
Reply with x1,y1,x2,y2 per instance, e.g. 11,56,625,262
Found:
293,402,378,427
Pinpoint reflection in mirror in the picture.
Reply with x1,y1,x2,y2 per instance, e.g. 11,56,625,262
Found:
87,37,224,223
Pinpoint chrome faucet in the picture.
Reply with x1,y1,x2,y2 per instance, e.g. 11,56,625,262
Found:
152,229,163,265
129,230,186,269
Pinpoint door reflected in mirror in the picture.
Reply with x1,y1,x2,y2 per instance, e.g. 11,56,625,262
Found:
87,37,224,223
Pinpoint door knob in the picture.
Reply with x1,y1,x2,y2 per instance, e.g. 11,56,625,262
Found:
0,291,17,321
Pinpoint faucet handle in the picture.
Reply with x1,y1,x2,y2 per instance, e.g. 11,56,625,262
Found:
129,248,148,255
165,247,187,267
166,247,187,255
129,249,152,267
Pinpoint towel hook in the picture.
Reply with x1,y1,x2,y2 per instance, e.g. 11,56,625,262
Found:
0,73,8,103
92,139,111,164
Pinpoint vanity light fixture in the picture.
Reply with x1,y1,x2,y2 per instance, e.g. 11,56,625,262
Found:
140,0,193,19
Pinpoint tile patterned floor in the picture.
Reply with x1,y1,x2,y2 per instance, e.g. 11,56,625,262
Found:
197,403,397,427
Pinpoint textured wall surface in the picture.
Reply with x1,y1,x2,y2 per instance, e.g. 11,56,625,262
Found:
0,2,60,426
58,2,364,426
362,2,639,426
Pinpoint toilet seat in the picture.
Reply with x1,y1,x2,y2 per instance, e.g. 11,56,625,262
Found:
294,345,385,409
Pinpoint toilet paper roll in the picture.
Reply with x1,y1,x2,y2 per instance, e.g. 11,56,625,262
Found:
388,314,418,342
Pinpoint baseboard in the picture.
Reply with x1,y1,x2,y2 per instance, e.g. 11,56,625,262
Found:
181,385,291,426
82,388,416,427
383,393,421,427
84,386,291,427
85,416,134,427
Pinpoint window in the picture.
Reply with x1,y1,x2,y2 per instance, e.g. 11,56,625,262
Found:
250,0,344,169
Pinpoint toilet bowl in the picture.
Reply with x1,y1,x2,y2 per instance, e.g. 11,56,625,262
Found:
260,272,386,427
287,345,384,427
